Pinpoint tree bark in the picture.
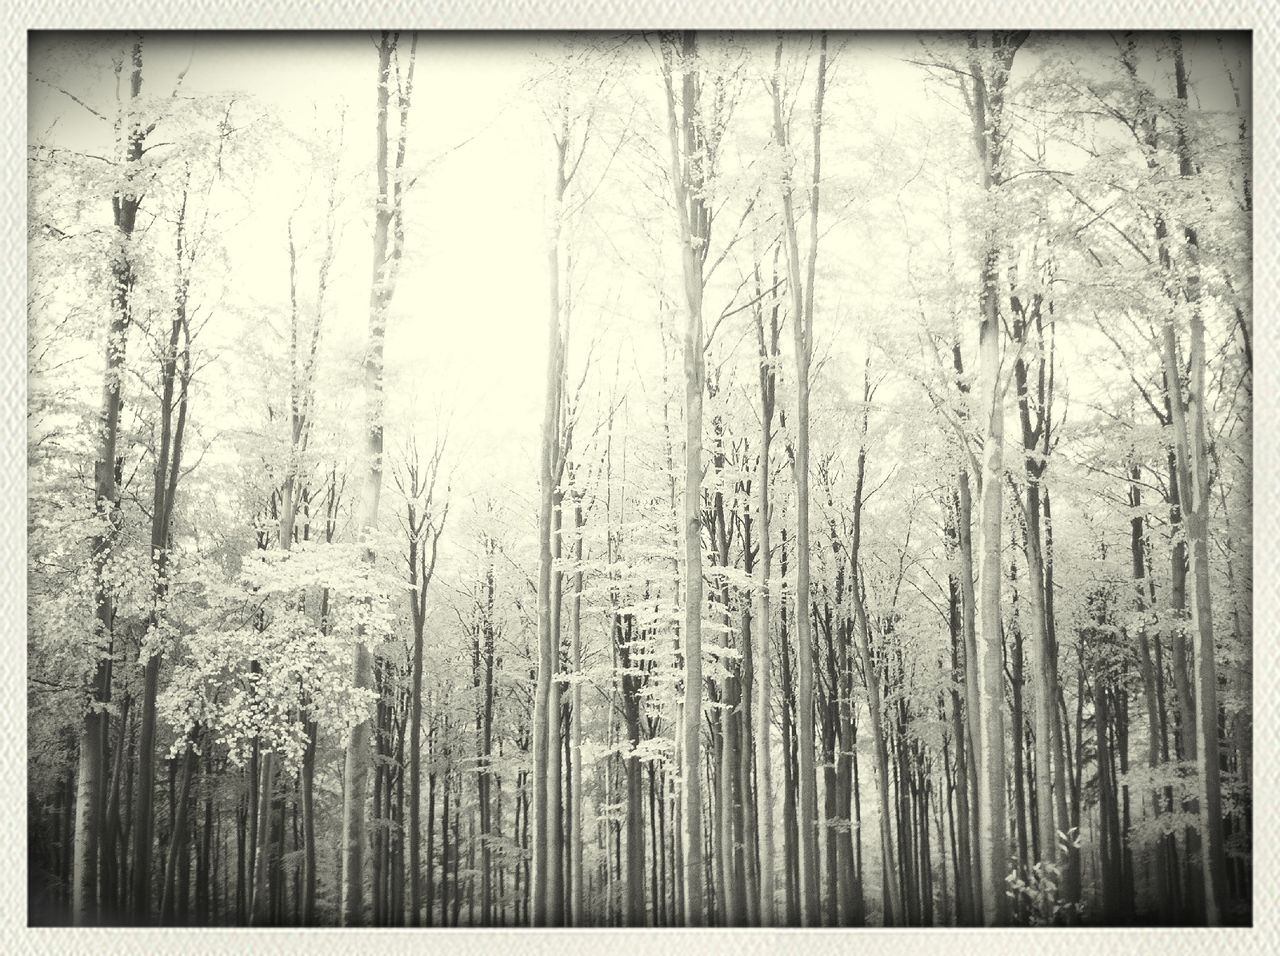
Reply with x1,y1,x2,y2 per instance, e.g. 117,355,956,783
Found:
770,33,827,927
159,739,197,924
1168,34,1228,922
753,287,778,924
74,37,145,928
342,31,415,926
662,30,708,927
569,497,586,924
965,31,1027,926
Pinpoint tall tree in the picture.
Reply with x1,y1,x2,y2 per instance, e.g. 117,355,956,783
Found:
342,30,416,926
130,167,198,926
769,32,827,927
399,436,449,925
1165,32,1228,921
962,29,1028,927
72,35,145,927
751,256,780,925
661,29,713,926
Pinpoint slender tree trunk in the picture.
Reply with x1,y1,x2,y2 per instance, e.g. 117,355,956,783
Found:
1169,34,1228,923
965,32,1026,926
408,597,426,925
620,619,646,925
1012,304,1059,876
946,568,974,923
662,29,708,927
131,187,193,927
546,500,565,925
74,37,145,928
235,792,246,922
778,528,800,925
752,264,779,926
250,752,276,925
343,31,414,926
1129,467,1174,919
570,498,585,924
426,765,436,926
160,740,197,924
298,719,316,925
955,473,985,918
101,693,131,920
850,584,902,925
771,34,827,927
533,101,571,929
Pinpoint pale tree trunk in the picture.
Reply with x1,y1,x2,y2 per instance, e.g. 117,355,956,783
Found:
1128,465,1178,919
661,30,708,926
1011,298,1061,875
946,565,974,923
249,752,276,924
343,31,415,926
779,527,800,923
708,410,741,925
285,135,338,926
845,369,902,926
1169,33,1228,923
851,588,902,925
74,36,145,927
547,496,565,924
569,496,585,924
973,244,1009,928
956,467,984,919
770,33,827,927
964,31,1027,926
131,179,195,925
752,263,779,925
532,106,572,926
159,738,197,923
407,524,426,928
1119,36,1207,917
738,600,761,925
403,439,447,926
250,218,314,927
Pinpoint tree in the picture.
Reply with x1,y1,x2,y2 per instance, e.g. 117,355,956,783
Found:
71,35,146,927
962,30,1028,926
661,29,711,926
769,32,827,927
750,253,780,925
342,30,416,926
400,435,449,925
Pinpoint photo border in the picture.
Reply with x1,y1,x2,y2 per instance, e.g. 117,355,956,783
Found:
4,3,1273,953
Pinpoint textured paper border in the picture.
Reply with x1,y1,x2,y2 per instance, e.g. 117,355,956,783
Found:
5,4,1273,954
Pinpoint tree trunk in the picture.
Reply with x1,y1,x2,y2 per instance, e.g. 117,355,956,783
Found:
965,31,1026,926
408,595,426,925
771,34,827,926
569,498,585,924
752,261,779,926
532,99,571,930
131,180,193,926
160,740,197,924
662,29,708,927
1169,34,1228,923
778,528,800,925
74,36,145,928
1012,301,1059,877
250,752,276,925
955,472,985,917
343,31,414,926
